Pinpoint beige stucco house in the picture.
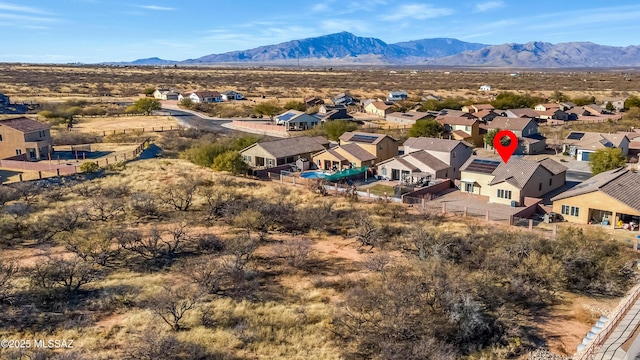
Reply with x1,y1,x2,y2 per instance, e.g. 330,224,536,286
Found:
0,117,52,160
551,168,640,228
239,136,329,168
460,157,567,206
364,101,394,118
339,132,398,162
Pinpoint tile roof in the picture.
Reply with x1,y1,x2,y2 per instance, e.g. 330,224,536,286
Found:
243,136,328,159
369,101,393,110
337,143,376,162
488,157,566,188
340,131,395,145
377,150,450,173
551,168,640,211
438,109,469,117
451,130,472,139
387,111,431,121
436,116,478,126
403,137,472,152
462,156,566,189
314,148,348,162
564,132,628,150
488,117,535,131
472,104,495,111
0,116,50,133
506,108,540,118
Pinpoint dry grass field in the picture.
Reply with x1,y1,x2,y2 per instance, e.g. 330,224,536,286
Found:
1,65,639,104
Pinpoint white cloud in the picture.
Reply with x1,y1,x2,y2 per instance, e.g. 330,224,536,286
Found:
0,2,49,14
135,5,175,11
474,1,504,13
380,4,453,21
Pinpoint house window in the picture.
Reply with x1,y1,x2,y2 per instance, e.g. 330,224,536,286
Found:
242,155,251,162
378,144,383,150
539,183,542,191
549,178,552,186
465,126,471,132
381,168,387,176
267,159,274,167
452,152,456,158
561,205,569,215
15,149,22,155
465,183,474,192
497,189,512,199
0,134,3,141
570,206,579,217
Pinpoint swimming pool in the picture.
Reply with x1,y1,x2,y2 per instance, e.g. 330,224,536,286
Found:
300,171,327,179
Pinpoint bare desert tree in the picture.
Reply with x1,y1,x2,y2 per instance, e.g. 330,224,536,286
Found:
146,284,203,331
273,238,313,268
0,185,20,207
352,213,380,250
0,259,18,303
160,176,201,211
30,255,102,294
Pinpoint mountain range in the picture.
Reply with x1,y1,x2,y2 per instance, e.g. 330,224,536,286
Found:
120,32,640,68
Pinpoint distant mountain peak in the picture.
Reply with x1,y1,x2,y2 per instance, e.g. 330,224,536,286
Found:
118,32,640,68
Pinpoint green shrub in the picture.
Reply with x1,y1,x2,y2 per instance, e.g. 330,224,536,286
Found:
80,162,100,173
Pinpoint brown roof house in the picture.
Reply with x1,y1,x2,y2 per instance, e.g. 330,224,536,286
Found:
551,168,640,228
562,131,629,161
364,101,394,118
386,111,431,125
376,150,452,184
460,157,567,206
461,104,495,113
498,108,540,119
339,132,399,162
312,143,377,171
437,116,483,147
0,117,52,160
239,136,329,168
487,117,546,155
402,137,473,179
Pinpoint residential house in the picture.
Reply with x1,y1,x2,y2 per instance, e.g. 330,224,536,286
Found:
304,96,325,108
437,117,483,147
551,168,640,228
460,157,567,206
534,103,561,112
402,137,473,179
438,109,476,118
179,91,222,103
473,109,499,123
376,150,451,184
498,108,540,119
479,85,491,91
221,91,243,101
487,117,546,154
312,104,351,122
339,132,399,162
559,101,576,111
0,117,52,160
386,111,431,125
461,104,495,113
583,104,608,115
332,93,356,106
239,136,329,168
535,109,570,121
562,131,629,161
153,88,180,100
274,110,319,131
312,143,376,171
566,106,591,118
387,90,408,102
0,93,9,108
364,101,394,118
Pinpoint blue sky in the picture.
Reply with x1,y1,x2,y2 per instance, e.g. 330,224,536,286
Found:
2,0,640,63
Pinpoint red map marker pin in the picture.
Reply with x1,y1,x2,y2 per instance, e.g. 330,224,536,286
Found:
493,130,518,163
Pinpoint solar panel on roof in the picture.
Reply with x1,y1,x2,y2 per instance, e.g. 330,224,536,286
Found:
567,132,585,140
465,159,500,174
350,134,379,143
278,112,297,121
